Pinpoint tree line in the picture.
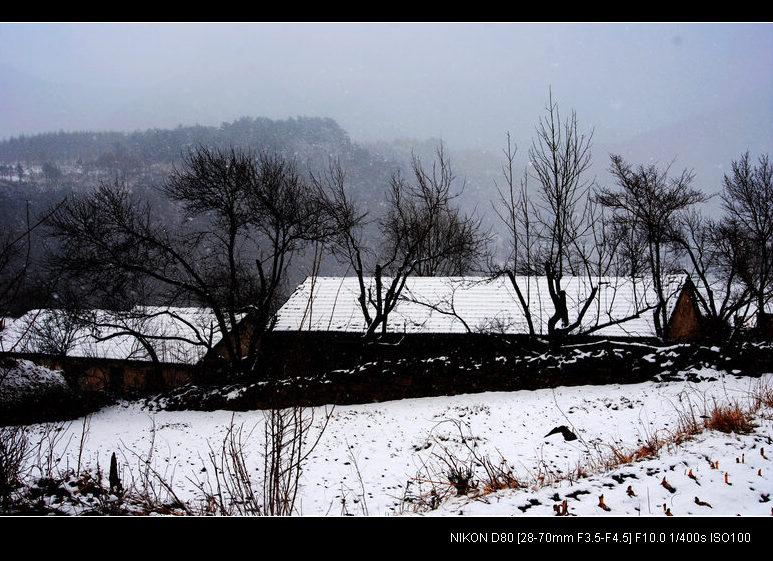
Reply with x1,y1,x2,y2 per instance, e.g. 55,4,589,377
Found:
1,94,771,379
0,116,351,167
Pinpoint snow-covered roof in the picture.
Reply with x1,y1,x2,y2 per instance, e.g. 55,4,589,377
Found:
274,275,687,338
0,307,222,365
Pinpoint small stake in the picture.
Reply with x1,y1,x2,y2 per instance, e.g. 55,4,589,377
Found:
694,497,712,508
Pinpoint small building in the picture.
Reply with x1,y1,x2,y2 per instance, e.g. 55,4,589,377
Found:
0,307,222,393
664,277,706,343
664,276,765,343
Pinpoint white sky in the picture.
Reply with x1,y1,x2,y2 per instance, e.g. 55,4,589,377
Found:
1,22,771,187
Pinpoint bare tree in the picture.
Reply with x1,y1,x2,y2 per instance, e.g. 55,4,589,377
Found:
493,93,607,346
315,147,489,339
670,210,754,340
720,152,773,332
491,133,538,337
261,406,332,515
81,307,217,391
0,201,64,319
382,146,489,277
597,154,708,339
12,308,86,357
47,146,333,378
191,407,333,516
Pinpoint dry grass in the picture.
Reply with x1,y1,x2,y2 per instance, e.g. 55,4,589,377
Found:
750,377,773,414
704,402,755,434
401,419,528,512
1,405,335,516
606,444,638,466
479,455,524,494
0,426,32,509
404,380,773,514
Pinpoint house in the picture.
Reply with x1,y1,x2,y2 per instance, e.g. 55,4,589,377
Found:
273,275,681,338
262,273,773,379
259,274,690,377
0,307,222,393
4,275,759,396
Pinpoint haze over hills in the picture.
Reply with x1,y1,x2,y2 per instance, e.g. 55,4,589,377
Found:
0,115,503,223
0,103,770,322
0,116,405,312
4,51,771,207
593,88,773,205
2,99,771,259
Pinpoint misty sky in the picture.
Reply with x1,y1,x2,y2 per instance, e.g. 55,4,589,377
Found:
1,22,772,188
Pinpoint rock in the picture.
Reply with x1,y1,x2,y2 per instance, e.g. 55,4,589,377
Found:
544,425,578,441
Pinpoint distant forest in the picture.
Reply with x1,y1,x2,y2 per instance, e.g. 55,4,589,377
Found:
1,116,354,164
0,116,413,315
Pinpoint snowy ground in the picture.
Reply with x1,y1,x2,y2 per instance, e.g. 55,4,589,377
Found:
20,368,773,517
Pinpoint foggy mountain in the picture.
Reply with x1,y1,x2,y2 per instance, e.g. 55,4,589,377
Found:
593,87,773,212
1,83,771,315
0,115,503,226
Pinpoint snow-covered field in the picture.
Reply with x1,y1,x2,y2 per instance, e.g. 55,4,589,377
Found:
20,368,773,517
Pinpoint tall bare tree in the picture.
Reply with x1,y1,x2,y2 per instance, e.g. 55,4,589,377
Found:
720,152,773,332
315,146,489,339
493,93,608,346
597,155,708,339
47,146,332,378
491,133,538,336
670,210,754,340
0,200,65,320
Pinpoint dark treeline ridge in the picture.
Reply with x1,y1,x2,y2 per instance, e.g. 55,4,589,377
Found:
0,116,352,166
0,115,399,221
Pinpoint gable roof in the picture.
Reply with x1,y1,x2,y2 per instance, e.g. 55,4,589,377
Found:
274,275,687,338
0,307,222,365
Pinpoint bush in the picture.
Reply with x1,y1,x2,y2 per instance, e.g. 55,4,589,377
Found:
704,402,755,434
0,425,31,510
0,358,86,424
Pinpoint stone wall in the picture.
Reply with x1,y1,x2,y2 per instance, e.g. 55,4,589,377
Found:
0,352,197,396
